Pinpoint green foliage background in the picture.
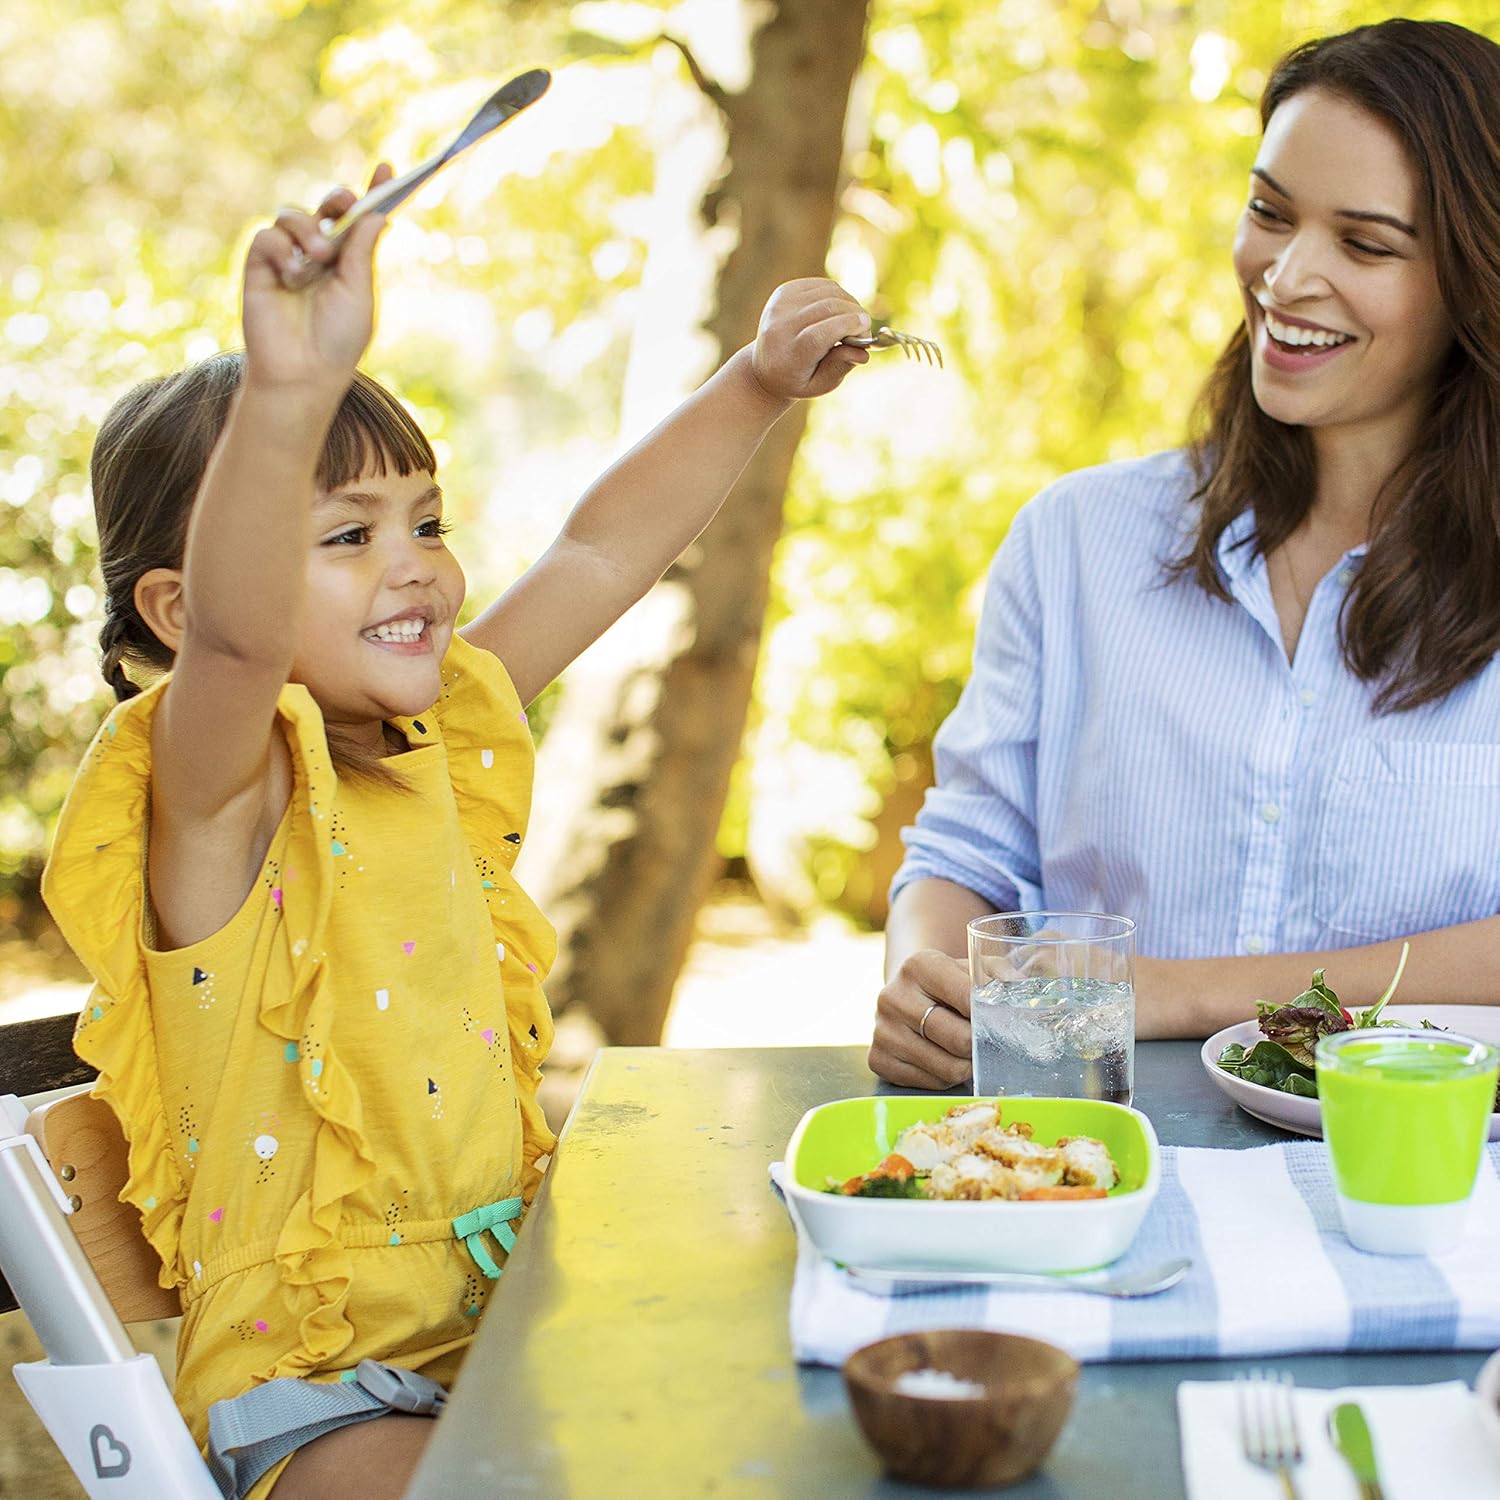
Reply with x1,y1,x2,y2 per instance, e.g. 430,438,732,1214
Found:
1,0,1492,936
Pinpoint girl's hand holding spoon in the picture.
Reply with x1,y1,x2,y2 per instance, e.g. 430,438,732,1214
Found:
242,164,393,392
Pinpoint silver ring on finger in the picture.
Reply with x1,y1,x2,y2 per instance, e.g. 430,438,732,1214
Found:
918,1002,940,1042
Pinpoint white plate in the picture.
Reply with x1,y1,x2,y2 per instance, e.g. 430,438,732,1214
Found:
1478,1347,1500,1465
1201,1004,1500,1140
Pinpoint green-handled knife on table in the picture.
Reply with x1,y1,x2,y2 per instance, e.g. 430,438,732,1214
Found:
1328,1402,1386,1500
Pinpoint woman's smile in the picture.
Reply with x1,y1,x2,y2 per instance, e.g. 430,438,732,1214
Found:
1254,302,1358,373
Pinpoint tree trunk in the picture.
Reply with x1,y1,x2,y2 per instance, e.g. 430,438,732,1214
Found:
522,0,871,1047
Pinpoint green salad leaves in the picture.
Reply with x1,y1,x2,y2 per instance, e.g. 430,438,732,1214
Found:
1216,1039,1320,1096
1217,944,1410,1097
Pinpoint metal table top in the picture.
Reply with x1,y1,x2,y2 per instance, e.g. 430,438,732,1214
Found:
408,1041,1485,1498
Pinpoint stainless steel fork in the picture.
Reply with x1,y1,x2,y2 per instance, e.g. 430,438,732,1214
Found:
1235,1370,1304,1499
841,324,944,366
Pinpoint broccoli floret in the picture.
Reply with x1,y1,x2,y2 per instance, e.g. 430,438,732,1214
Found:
843,1175,923,1199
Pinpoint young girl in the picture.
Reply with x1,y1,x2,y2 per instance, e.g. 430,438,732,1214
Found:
41,168,871,1498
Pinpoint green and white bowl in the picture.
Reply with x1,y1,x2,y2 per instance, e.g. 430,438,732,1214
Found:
783,1095,1160,1274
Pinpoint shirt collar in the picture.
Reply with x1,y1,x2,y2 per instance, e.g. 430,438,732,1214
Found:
1215,508,1369,587
1215,508,1262,589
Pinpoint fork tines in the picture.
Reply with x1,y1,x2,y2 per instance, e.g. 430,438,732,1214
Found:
885,327,944,367
1235,1370,1304,1495
842,325,945,367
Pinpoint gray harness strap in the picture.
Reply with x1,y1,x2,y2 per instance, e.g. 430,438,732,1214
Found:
206,1359,447,1498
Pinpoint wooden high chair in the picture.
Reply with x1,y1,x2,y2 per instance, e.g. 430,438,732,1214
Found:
1,1010,218,1497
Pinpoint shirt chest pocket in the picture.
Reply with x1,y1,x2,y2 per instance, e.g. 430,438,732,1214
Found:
1313,740,1500,942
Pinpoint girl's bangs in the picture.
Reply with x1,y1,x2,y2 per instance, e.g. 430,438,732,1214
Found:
316,374,436,491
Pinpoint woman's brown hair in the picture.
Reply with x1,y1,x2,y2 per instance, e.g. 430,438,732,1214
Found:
1175,19,1500,712
92,351,436,771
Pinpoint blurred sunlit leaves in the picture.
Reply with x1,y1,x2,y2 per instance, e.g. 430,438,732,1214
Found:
2,0,1493,927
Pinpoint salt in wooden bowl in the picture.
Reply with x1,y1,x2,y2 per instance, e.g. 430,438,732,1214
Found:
842,1329,1079,1488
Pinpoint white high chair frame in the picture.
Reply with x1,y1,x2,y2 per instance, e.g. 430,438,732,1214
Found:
1,1072,221,1498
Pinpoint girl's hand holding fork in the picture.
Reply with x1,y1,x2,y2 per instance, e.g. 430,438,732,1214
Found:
749,276,872,402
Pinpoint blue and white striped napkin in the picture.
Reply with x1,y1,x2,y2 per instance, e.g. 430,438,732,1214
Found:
772,1142,1500,1367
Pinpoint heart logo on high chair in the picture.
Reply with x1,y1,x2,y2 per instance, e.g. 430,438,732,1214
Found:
88,1423,131,1479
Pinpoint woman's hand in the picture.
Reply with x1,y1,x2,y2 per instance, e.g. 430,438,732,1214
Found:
750,277,871,400
868,949,974,1089
240,165,394,393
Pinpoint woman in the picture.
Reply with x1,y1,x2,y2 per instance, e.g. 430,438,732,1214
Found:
873,19,1500,1089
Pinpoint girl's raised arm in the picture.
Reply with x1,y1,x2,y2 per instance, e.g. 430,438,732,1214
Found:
143,182,388,947
460,278,870,706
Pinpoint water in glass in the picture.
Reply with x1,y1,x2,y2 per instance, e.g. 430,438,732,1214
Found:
971,974,1134,1104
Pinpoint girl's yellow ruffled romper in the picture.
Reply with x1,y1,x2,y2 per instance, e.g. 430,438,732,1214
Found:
42,637,556,1497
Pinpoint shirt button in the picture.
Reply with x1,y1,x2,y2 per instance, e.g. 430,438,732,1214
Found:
1337,567,1355,587
1245,935,1267,955
1300,687,1316,707
1260,802,1282,824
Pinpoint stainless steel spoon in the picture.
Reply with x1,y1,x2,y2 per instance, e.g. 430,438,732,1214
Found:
842,1255,1192,1298
285,67,551,288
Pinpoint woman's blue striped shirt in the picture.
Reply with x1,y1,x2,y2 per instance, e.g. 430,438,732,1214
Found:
894,449,1500,958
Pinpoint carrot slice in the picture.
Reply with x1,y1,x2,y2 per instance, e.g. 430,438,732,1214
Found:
839,1153,918,1195
1017,1184,1107,1201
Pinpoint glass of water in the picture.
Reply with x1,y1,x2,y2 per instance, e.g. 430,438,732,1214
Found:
967,912,1137,1104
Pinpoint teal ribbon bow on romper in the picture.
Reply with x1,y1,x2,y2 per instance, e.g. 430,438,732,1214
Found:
452,1196,524,1279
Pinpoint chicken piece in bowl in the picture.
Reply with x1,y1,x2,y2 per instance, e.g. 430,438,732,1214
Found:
890,1103,999,1170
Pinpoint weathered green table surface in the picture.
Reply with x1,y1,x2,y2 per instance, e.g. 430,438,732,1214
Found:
408,1042,1484,1498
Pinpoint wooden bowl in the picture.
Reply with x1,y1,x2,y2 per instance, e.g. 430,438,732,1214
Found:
842,1329,1079,1488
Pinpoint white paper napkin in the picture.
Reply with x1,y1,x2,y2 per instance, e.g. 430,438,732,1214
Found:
1177,1380,1500,1499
